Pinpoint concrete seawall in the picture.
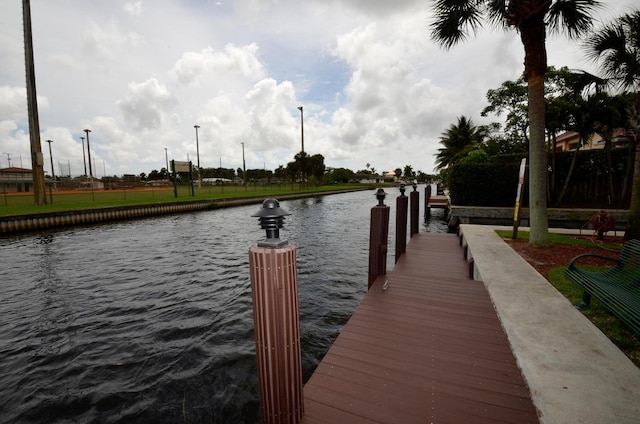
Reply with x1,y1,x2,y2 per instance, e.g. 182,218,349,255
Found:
0,189,368,235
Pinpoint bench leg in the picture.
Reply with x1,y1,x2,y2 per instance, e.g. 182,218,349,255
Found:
576,291,592,310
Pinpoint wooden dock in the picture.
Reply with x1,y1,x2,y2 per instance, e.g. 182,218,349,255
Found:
427,194,449,209
301,233,538,423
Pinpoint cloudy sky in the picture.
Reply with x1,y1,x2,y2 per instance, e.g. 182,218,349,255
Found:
0,1,636,178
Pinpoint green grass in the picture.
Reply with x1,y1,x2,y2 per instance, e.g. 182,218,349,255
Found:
495,229,623,251
0,184,372,217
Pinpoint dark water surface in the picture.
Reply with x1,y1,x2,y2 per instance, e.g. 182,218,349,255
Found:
0,187,448,423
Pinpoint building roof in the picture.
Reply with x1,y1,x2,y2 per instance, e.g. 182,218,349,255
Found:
0,167,32,174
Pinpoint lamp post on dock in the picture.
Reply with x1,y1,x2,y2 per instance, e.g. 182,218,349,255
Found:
248,199,304,423
369,188,390,289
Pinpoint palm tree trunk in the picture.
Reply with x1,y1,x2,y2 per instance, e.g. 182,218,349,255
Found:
520,14,549,245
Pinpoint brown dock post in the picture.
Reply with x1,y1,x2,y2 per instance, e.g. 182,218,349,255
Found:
424,183,432,220
369,188,390,289
249,198,304,424
395,183,408,263
410,181,419,237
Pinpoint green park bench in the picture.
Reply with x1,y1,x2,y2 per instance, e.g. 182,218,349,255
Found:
564,239,640,336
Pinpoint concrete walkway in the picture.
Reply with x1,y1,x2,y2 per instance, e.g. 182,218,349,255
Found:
460,224,640,424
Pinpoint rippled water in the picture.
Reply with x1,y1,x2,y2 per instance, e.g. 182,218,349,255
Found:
0,187,448,423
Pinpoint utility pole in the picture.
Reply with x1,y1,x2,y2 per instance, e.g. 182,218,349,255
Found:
23,0,47,204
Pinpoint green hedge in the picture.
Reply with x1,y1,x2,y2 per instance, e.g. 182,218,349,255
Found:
447,148,630,207
448,161,521,206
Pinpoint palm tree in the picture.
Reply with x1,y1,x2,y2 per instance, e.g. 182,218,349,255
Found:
435,116,484,170
431,0,601,245
585,9,640,239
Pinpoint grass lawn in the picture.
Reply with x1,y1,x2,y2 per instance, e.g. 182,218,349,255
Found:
0,184,373,217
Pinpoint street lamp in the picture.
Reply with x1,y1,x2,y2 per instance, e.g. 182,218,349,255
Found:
297,106,306,187
241,142,246,187
84,129,95,200
164,147,169,183
45,139,55,182
45,139,54,203
84,129,93,181
194,125,202,188
80,136,87,177
297,106,304,153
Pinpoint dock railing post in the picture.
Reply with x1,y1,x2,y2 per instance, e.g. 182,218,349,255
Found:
424,183,432,221
249,198,304,424
369,188,390,290
395,183,408,263
410,181,419,237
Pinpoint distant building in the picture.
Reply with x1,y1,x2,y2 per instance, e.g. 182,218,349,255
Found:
350,174,384,184
1,167,34,193
554,129,630,152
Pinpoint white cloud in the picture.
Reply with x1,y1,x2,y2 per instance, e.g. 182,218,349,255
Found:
170,44,265,86
123,2,143,16
0,0,629,176
118,78,177,131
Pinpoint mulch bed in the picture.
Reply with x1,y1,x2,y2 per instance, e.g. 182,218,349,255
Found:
503,235,625,279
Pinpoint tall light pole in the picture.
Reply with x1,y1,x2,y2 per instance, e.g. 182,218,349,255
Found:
45,139,55,182
194,125,202,188
3,153,11,168
297,106,304,154
241,142,246,187
80,136,87,177
164,147,169,182
298,106,306,187
45,139,54,203
84,129,94,196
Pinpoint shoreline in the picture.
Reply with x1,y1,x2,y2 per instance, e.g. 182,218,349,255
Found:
0,188,370,235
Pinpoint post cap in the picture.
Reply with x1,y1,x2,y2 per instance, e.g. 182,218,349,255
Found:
252,198,290,247
375,188,387,206
399,182,406,196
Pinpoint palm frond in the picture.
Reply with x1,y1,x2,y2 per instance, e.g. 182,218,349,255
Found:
430,0,485,49
547,0,602,39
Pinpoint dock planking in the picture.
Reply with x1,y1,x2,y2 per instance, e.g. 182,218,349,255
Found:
300,233,538,424
427,194,449,209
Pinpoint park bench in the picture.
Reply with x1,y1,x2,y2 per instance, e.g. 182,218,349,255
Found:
564,239,640,336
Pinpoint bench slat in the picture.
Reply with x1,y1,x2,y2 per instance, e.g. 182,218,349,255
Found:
564,239,640,335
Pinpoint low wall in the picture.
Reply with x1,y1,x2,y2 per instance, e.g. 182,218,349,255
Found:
0,201,213,234
449,206,629,231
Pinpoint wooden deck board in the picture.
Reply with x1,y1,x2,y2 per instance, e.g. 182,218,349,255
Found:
301,233,539,423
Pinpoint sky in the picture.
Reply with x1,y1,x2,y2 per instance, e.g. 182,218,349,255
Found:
0,0,636,178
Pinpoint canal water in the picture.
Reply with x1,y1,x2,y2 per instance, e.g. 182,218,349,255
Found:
0,187,448,423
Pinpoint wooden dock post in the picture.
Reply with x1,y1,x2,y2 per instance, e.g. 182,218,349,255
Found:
410,181,419,237
249,199,304,424
395,183,408,263
424,184,432,220
369,188,390,289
